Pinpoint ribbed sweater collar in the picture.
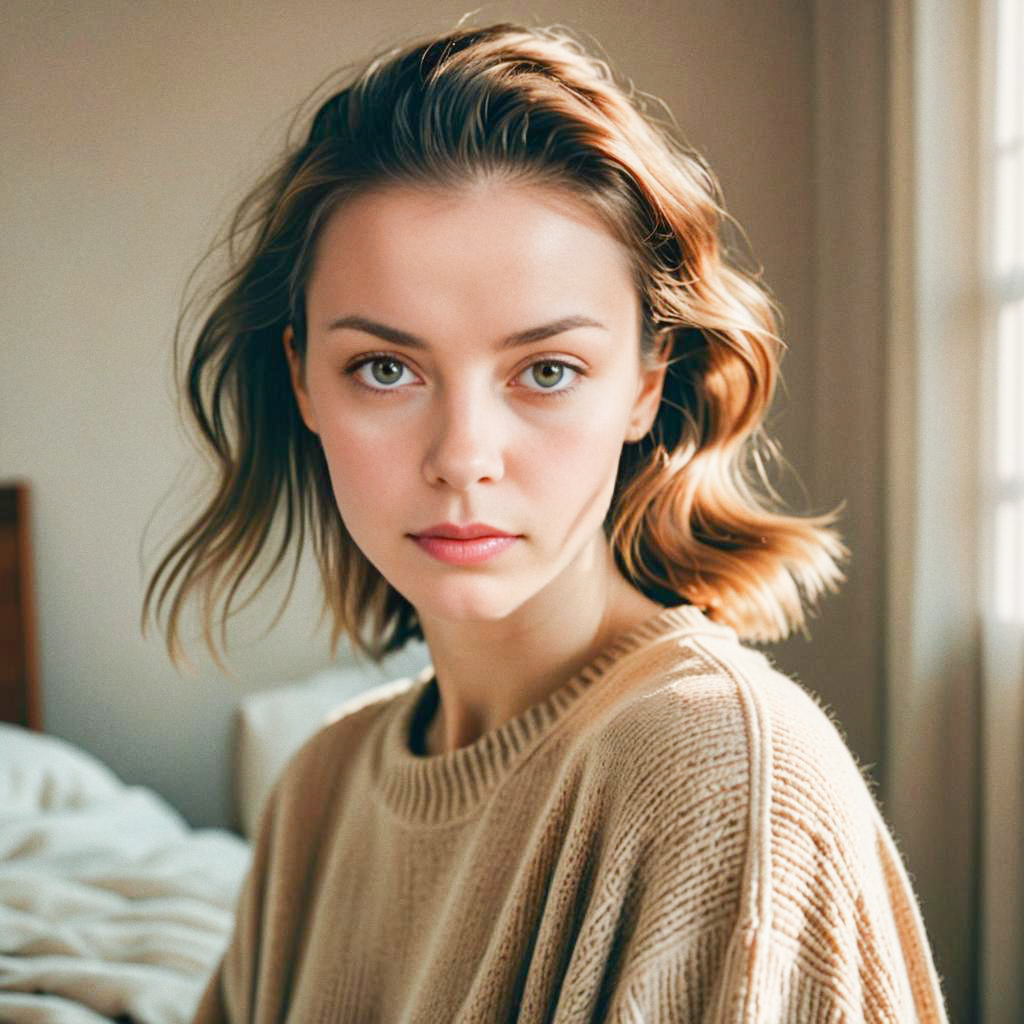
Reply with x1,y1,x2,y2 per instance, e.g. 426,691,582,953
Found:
371,604,732,826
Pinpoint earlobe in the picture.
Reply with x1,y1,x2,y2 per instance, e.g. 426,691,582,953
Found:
282,326,319,435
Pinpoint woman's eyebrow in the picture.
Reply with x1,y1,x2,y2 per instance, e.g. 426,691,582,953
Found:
324,314,607,350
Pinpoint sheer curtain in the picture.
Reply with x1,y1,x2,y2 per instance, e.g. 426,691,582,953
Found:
979,0,1024,1018
886,0,1021,1019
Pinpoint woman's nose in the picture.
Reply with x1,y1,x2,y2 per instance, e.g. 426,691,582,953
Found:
421,385,506,490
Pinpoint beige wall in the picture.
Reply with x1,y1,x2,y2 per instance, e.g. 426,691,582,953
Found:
0,0,820,827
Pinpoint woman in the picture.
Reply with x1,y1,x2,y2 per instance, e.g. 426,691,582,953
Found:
145,21,949,1022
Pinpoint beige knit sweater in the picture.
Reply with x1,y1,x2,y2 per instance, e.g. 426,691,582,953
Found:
192,605,948,1022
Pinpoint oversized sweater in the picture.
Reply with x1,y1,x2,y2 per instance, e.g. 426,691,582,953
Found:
192,605,949,1022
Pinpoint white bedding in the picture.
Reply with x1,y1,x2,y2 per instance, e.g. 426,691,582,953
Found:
0,725,250,1024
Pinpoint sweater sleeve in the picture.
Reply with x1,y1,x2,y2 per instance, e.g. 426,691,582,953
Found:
587,809,948,1024
617,820,947,1022
703,638,949,1022
562,638,949,1023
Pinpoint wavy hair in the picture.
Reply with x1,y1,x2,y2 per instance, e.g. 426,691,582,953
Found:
142,20,848,666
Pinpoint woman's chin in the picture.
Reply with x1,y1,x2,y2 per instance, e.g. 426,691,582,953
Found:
405,580,538,629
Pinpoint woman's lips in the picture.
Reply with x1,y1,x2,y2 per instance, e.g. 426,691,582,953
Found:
411,534,520,565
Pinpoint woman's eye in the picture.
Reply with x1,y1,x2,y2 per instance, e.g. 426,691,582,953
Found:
520,360,580,393
348,356,580,395
351,356,413,389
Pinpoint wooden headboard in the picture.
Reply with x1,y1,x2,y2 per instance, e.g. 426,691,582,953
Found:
0,482,42,729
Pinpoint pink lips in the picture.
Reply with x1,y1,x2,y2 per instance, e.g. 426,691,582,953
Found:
411,522,520,565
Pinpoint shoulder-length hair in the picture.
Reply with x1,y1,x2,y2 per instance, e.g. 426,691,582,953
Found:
143,21,847,667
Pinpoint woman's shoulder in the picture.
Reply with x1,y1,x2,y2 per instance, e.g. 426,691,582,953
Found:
584,628,913,950
588,626,883,848
582,630,947,1020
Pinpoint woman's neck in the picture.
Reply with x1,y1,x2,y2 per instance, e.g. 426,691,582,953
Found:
416,540,664,756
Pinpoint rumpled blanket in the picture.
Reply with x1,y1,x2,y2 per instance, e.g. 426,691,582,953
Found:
0,785,250,1023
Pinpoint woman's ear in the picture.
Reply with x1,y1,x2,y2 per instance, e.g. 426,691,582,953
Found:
282,326,319,435
625,346,669,442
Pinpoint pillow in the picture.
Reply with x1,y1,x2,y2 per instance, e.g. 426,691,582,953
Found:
234,649,429,838
0,723,124,814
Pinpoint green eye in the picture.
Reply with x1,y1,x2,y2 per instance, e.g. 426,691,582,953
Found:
523,360,581,393
530,362,566,388
370,358,404,385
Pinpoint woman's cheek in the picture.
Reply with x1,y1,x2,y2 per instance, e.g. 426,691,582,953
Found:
520,416,621,506
320,420,409,505
540,399,631,464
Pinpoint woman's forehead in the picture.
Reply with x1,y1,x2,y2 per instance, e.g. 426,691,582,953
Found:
305,180,640,336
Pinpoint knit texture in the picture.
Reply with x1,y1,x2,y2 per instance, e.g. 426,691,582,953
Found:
191,605,949,1022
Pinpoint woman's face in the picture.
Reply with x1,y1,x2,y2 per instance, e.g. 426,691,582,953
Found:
285,180,666,627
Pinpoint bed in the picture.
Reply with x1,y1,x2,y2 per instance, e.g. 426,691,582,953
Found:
0,482,425,1022
0,481,253,1023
